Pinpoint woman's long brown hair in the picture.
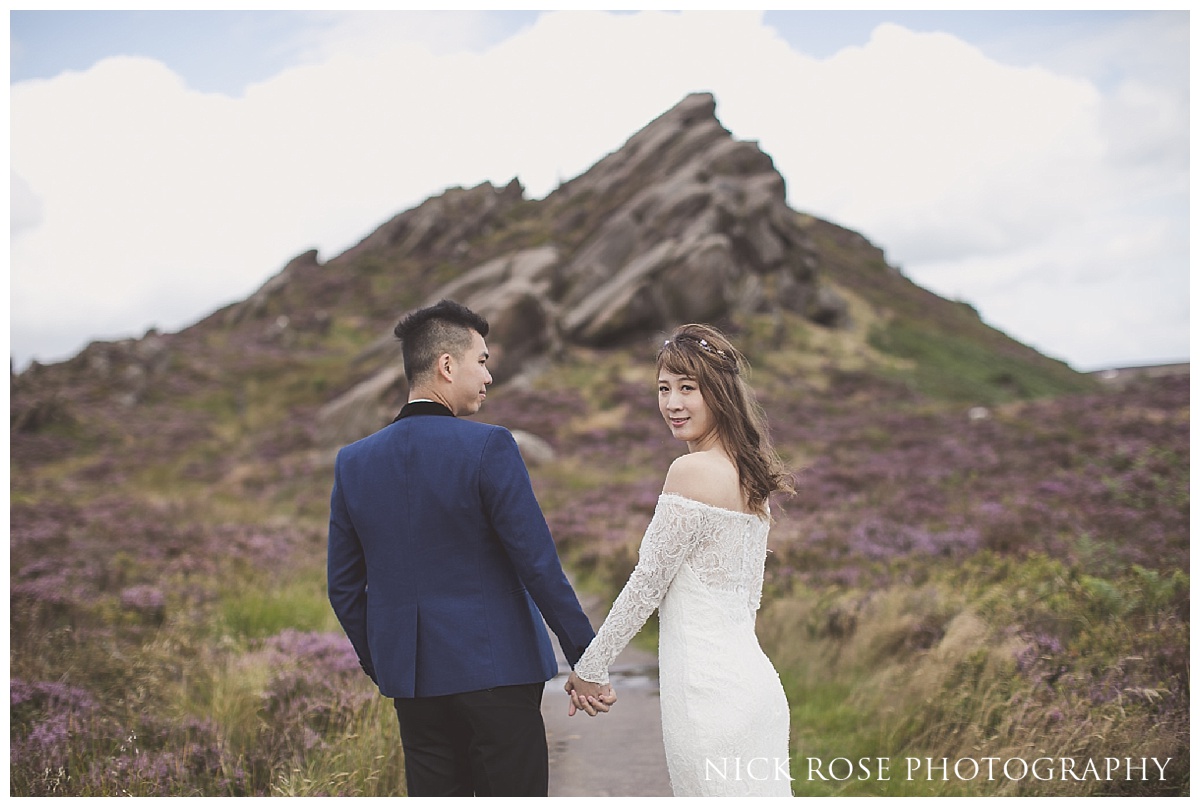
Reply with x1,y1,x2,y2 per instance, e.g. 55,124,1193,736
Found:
657,323,794,516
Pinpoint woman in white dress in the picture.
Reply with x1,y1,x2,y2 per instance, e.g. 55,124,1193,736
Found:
565,323,795,796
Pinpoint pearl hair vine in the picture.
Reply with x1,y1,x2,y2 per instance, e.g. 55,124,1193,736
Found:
663,335,738,372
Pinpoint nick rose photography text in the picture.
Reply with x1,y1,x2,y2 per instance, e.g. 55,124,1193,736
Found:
800,757,1172,783
703,756,1172,784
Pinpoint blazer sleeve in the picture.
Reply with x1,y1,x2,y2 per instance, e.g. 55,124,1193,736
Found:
327,453,378,684
479,428,596,667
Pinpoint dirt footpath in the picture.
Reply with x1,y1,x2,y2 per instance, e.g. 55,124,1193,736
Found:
542,603,672,797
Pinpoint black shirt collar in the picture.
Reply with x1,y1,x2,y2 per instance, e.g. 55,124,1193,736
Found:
394,400,456,422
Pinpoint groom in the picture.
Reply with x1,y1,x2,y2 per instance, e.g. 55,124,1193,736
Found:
328,298,615,797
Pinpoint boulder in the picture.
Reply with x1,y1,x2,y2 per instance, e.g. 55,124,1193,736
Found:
512,429,555,466
317,362,406,449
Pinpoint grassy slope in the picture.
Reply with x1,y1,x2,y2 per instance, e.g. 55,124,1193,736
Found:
9,212,1187,795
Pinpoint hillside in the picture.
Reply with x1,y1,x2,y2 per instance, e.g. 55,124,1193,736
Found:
11,92,1091,466
10,93,1186,796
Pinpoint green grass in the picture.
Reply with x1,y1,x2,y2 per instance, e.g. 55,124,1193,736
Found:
216,567,341,640
868,319,1093,403
753,554,1189,797
269,697,406,796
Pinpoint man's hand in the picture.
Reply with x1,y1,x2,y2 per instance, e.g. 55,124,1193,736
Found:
564,671,617,717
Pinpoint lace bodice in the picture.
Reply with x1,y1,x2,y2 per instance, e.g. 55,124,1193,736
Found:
574,493,770,685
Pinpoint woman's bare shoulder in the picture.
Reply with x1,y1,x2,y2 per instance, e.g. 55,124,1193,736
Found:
662,452,744,512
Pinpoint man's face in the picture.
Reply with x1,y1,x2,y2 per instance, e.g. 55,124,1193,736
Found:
450,330,492,416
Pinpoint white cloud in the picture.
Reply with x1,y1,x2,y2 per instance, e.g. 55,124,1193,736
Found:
9,10,1188,371
911,204,1188,368
10,171,44,237
768,24,1110,257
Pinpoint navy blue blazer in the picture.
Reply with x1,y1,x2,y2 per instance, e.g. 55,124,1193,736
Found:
327,401,595,698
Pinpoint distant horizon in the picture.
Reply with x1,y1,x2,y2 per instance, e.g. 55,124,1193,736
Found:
1091,360,1191,372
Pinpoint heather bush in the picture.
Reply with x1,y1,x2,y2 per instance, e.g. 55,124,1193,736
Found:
540,371,1188,796
9,313,1187,797
9,486,401,795
10,602,401,795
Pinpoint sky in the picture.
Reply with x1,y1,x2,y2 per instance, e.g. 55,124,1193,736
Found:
9,8,1191,372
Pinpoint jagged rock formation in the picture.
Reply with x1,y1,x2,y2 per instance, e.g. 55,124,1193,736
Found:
550,93,845,338
316,93,849,445
435,93,848,365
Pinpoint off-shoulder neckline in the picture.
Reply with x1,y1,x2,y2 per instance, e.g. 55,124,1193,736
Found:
659,492,765,520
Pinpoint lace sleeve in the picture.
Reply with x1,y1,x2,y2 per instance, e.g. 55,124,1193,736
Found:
573,496,701,685
749,505,772,617
750,547,766,616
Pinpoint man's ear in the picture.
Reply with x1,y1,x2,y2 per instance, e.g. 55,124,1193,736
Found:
435,352,454,383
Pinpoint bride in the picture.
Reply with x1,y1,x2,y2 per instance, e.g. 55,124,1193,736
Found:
565,323,795,796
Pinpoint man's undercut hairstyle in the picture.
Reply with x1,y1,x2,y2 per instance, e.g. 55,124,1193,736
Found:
393,299,490,383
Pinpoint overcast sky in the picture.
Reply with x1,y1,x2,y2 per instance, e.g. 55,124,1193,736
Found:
9,9,1190,372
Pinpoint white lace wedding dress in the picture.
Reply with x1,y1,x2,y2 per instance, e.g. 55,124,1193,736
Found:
574,493,793,796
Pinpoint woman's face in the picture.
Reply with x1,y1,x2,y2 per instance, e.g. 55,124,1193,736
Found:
658,369,718,451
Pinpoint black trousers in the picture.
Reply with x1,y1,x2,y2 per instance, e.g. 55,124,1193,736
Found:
393,681,549,797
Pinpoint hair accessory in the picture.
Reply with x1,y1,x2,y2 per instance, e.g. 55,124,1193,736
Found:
697,338,728,358
664,334,736,371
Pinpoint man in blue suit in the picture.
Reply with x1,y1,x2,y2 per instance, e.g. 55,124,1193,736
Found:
328,299,614,796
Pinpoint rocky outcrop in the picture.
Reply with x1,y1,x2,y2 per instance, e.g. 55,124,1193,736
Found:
223,249,322,327
433,94,849,359
340,178,527,265
434,245,563,383
316,361,406,449
550,96,791,335
532,93,847,341
316,92,852,444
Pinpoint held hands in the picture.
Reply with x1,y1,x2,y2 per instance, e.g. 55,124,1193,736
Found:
564,671,617,717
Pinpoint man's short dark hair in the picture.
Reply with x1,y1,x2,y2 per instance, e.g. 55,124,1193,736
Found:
393,299,490,383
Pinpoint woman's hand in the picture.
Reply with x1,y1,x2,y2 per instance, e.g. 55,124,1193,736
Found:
564,671,617,717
